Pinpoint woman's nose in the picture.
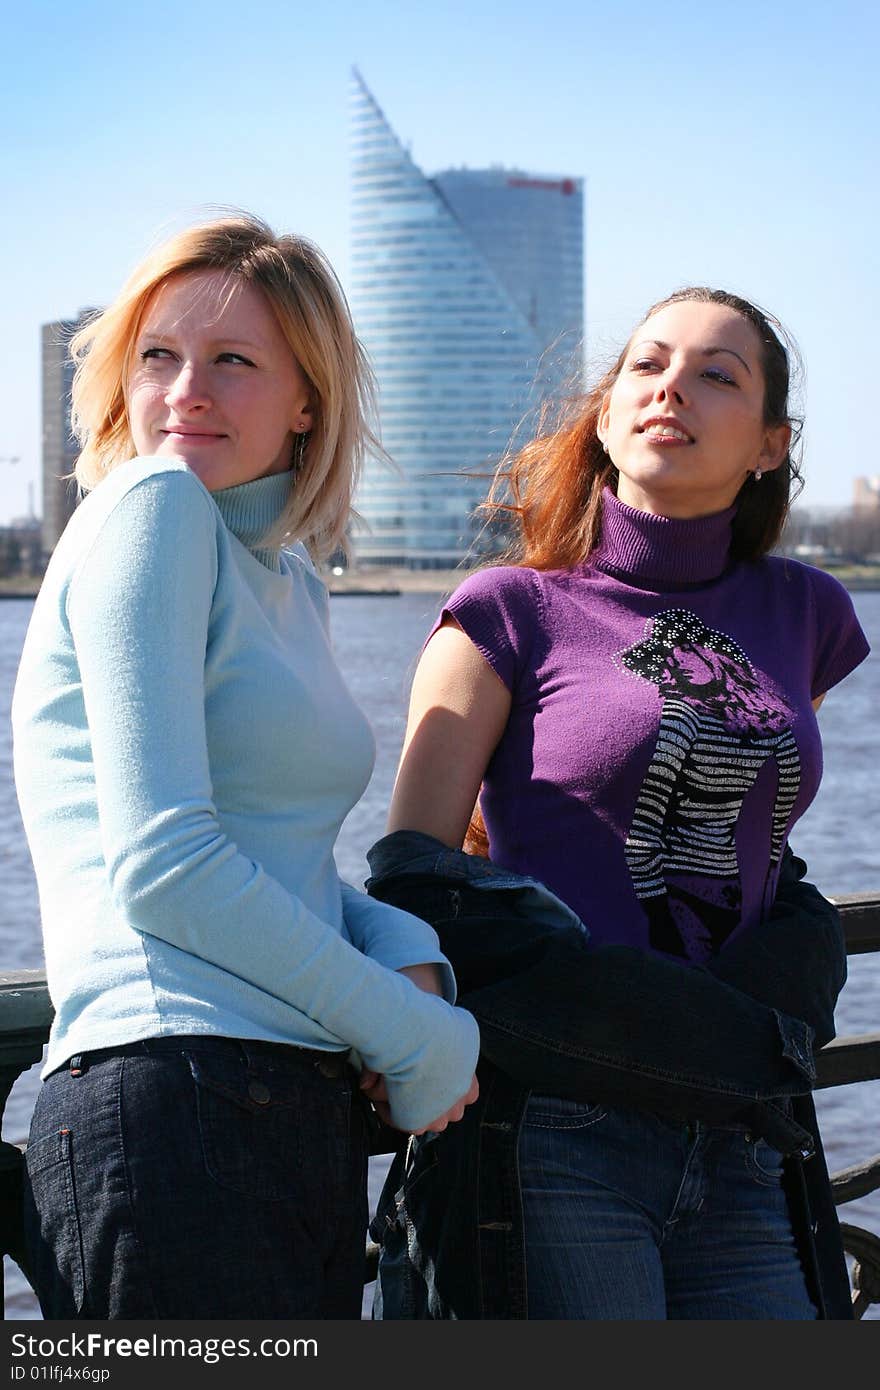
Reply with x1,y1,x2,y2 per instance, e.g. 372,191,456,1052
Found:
165,363,211,412
654,363,689,406
647,355,689,405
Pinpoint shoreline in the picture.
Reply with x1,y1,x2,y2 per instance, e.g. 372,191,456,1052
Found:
0,569,478,600
322,566,473,597
2,565,879,600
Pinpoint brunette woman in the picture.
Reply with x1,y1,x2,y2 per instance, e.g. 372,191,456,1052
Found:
377,288,869,1318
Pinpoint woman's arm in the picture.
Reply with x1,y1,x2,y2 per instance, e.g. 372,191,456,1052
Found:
66,470,479,1133
343,611,507,1053
388,619,512,844
338,882,455,998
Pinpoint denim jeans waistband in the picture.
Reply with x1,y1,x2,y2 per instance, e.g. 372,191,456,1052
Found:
57,1035,353,1081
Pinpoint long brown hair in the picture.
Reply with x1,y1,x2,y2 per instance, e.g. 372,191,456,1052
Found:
464,286,804,854
481,285,803,570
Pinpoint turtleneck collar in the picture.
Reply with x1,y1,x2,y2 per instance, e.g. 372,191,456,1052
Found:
210,471,293,573
590,486,736,588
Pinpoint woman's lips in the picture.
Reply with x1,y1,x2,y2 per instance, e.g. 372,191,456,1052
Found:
636,418,694,444
162,429,226,443
640,432,693,446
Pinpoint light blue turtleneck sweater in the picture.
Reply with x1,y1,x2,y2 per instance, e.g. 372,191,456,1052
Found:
12,457,478,1132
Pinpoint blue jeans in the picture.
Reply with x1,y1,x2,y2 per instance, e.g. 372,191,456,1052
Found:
519,1095,817,1320
23,1035,369,1319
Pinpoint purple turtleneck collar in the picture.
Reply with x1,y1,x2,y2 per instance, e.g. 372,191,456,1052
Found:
590,486,736,587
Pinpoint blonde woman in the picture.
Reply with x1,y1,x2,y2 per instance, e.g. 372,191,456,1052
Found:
12,214,478,1319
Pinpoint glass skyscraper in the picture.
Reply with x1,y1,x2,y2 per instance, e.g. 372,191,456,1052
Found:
349,70,584,567
41,310,97,559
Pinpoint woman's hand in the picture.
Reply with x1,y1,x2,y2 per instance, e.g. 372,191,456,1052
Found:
358,1067,390,1121
396,962,444,995
360,1068,480,1134
412,1073,480,1134
358,956,480,1130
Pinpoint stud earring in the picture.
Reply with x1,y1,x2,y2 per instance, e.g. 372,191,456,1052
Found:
602,441,609,455
754,466,763,481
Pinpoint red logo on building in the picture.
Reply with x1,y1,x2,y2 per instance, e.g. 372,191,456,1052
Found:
506,176,577,195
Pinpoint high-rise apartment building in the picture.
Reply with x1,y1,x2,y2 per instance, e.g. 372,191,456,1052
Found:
41,310,96,559
853,476,880,511
349,71,584,567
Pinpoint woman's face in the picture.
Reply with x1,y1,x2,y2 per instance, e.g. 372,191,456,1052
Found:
598,300,789,518
128,269,312,492
657,644,717,697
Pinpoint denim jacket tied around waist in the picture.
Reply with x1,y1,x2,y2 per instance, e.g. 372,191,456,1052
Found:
365,830,851,1320
366,830,836,1154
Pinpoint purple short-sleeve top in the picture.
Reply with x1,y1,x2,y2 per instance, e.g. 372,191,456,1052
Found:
431,489,870,962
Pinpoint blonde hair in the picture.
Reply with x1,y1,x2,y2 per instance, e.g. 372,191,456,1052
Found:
70,212,382,560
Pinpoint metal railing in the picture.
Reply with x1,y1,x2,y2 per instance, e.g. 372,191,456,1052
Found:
1,891,878,1319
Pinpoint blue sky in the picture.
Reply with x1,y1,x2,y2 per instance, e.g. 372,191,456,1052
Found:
1,0,877,522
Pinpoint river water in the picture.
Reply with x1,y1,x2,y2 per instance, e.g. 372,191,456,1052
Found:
1,590,877,1319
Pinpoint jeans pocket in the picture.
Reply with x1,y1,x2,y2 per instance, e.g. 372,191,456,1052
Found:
186,1050,309,1200
524,1093,607,1131
23,1129,87,1316
744,1135,785,1186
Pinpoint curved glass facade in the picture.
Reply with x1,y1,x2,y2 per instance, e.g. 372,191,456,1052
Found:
349,71,584,567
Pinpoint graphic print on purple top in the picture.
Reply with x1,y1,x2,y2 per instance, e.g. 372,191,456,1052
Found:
434,489,870,960
616,609,800,961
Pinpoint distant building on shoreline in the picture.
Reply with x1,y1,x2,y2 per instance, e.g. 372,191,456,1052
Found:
41,310,96,559
0,515,42,578
853,476,880,511
349,70,584,568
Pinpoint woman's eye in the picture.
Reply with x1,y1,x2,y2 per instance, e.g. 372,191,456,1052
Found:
140,346,174,361
216,352,255,366
703,367,736,385
630,358,660,373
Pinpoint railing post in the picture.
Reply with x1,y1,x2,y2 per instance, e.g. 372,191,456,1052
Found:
0,971,53,1313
